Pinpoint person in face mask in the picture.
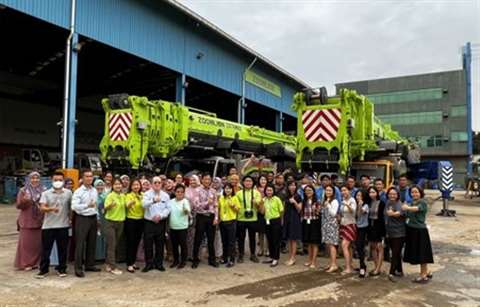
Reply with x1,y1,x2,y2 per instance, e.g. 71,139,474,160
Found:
36,172,72,278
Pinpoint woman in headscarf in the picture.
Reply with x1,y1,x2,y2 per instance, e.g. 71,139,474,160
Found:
185,174,201,260
14,171,45,270
94,179,108,261
212,177,224,260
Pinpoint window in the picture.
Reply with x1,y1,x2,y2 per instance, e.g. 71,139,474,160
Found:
409,135,443,148
451,105,467,117
451,131,468,142
367,88,443,104
378,111,443,126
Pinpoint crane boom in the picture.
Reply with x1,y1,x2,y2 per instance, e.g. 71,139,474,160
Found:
100,94,296,169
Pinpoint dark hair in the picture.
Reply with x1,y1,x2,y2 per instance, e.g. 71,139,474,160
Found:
354,189,369,204
374,178,384,183
398,174,408,180
174,183,185,192
242,175,254,183
112,178,122,189
360,174,370,180
82,169,93,177
52,171,64,178
320,174,331,181
201,173,211,179
409,185,424,198
129,178,142,193
386,187,400,201
258,174,268,188
303,184,317,202
367,186,380,201
104,171,113,177
286,180,298,197
223,183,234,196
264,183,275,196
323,184,336,202
347,175,356,181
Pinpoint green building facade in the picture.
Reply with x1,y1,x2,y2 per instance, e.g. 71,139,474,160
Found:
337,70,469,186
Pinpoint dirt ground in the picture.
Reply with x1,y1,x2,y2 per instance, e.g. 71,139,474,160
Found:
0,191,479,307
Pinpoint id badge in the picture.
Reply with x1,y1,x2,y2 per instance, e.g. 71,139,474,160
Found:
266,219,270,225
307,219,311,225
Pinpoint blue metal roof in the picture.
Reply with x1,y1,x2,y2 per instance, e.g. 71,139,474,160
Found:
0,0,306,116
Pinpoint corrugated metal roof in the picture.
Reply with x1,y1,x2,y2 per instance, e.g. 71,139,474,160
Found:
166,0,310,89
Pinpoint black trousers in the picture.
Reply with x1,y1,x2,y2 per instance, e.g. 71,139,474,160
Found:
237,221,256,257
125,218,144,266
193,214,216,262
388,237,405,275
144,219,166,267
355,227,368,270
265,218,282,260
40,227,69,273
170,229,188,264
220,221,236,262
74,215,97,272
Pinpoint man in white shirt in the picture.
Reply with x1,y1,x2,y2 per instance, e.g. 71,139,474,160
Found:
142,176,171,272
72,170,99,277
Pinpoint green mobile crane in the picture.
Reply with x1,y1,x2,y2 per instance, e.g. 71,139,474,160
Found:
293,87,420,185
99,94,296,176
99,89,419,184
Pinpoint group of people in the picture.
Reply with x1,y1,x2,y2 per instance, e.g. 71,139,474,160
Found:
14,168,434,284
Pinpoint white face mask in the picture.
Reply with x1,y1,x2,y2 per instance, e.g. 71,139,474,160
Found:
52,181,64,189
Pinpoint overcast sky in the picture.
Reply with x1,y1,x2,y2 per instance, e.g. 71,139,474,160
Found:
179,0,480,130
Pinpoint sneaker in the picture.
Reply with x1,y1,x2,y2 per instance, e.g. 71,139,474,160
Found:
57,271,67,278
110,268,123,275
270,260,279,267
35,272,48,279
359,269,366,278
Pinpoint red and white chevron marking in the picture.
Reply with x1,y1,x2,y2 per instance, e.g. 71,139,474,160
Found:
302,108,342,142
109,112,133,141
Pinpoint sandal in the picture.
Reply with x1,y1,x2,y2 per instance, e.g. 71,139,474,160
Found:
427,272,433,279
326,266,338,273
304,262,312,267
370,270,381,276
309,264,317,269
412,276,429,284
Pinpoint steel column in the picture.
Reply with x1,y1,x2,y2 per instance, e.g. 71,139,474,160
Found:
176,73,186,105
276,111,283,132
464,42,473,176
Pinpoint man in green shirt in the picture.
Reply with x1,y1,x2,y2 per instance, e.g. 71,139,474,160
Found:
235,176,261,263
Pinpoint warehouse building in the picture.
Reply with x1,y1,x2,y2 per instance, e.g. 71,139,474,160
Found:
0,0,307,169
337,69,471,186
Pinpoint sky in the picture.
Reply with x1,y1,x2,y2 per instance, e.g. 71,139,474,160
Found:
179,0,480,130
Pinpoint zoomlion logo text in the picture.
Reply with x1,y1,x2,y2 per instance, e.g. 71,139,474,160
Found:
198,117,242,131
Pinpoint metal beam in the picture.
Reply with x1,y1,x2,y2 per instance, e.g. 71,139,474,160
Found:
276,111,283,132
176,73,186,105
61,0,77,169
464,42,473,176
66,32,79,168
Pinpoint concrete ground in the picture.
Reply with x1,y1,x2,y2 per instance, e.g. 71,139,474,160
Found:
0,191,479,307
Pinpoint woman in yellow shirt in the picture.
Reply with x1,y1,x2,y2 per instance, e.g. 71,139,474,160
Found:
104,178,127,275
125,179,144,273
260,184,284,267
218,183,240,267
